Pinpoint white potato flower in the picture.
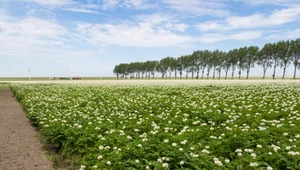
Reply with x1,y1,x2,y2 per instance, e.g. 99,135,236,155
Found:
162,163,168,168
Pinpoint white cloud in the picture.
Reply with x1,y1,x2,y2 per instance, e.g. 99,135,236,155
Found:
162,0,230,17
244,0,300,6
100,0,156,10
199,31,262,43
101,0,119,10
73,12,194,48
0,15,74,59
197,6,300,31
199,33,225,43
0,0,290,60
173,24,189,32
0,9,10,21
228,6,300,28
75,20,262,47
122,0,156,9
229,31,262,40
135,13,189,32
63,8,101,14
17,17,66,38
76,22,195,48
123,0,145,8
197,21,223,31
23,0,72,6
266,28,300,39
226,14,264,29
136,13,173,25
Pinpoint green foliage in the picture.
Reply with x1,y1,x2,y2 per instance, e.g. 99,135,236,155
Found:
114,38,300,79
10,84,300,170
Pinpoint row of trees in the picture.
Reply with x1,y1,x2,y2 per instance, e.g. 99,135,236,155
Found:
113,38,300,79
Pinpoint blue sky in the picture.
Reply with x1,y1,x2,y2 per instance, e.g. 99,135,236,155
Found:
0,0,300,77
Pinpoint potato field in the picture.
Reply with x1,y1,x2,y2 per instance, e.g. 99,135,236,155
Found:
10,83,300,170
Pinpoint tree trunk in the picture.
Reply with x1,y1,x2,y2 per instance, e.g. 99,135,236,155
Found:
218,70,221,79
196,70,200,79
225,67,229,79
180,71,182,79
293,65,297,79
263,68,267,79
231,70,234,79
213,67,216,79
175,70,177,79
207,68,210,79
282,65,286,79
238,69,241,79
201,69,205,79
186,70,189,79
272,62,277,79
246,69,250,79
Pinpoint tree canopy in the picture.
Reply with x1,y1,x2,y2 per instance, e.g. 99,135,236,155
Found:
113,38,300,79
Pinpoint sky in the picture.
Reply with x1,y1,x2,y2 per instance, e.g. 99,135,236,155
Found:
0,0,300,77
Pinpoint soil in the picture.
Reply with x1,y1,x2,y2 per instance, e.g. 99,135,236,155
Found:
0,86,53,170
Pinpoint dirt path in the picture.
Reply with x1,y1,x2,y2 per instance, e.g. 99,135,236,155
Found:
0,86,53,170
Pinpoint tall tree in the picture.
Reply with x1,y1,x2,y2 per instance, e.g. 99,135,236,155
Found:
237,47,247,79
216,51,226,79
211,50,221,79
119,63,129,79
223,52,231,79
228,49,238,79
114,38,299,80
158,59,168,79
145,60,157,79
257,44,273,79
162,57,176,79
113,65,121,79
278,40,291,79
270,43,280,79
170,58,178,79
189,54,197,79
151,60,159,79
203,50,212,79
182,55,191,79
192,51,201,79
245,46,259,79
290,38,300,79
177,56,184,79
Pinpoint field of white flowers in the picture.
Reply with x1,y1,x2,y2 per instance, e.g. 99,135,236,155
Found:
10,82,300,170
7,79,300,86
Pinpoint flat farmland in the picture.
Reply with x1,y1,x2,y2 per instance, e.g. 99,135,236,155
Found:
9,81,300,170
5,79,300,85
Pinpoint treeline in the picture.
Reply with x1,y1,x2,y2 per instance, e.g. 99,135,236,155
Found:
113,38,300,79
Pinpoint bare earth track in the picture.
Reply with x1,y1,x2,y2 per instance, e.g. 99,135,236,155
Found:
0,86,53,170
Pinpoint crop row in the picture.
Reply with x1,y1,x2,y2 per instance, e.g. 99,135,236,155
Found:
10,84,300,170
